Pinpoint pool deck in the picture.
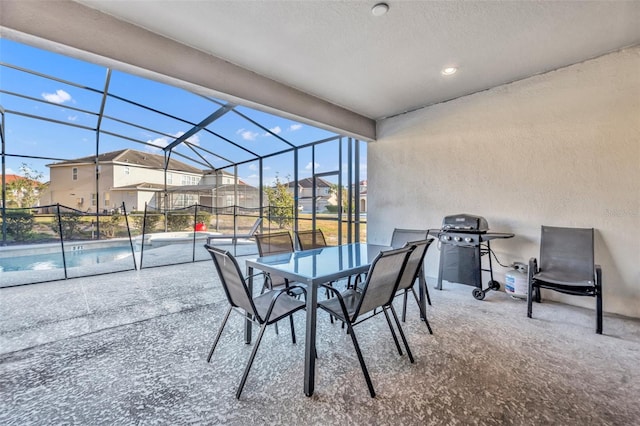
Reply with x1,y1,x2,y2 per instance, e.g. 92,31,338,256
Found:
1,246,640,425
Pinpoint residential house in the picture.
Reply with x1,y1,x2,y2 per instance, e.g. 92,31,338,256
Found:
0,174,46,208
358,180,367,213
46,149,202,213
166,169,262,210
287,177,334,213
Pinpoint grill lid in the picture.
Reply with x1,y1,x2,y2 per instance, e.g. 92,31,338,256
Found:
441,213,489,233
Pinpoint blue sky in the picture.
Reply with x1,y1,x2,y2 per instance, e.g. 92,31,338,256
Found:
0,38,366,187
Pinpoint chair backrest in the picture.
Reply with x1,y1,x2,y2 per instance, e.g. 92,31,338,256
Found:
247,217,263,236
255,231,295,256
204,244,256,315
355,246,413,320
296,229,327,250
539,226,595,280
390,228,428,249
396,239,434,291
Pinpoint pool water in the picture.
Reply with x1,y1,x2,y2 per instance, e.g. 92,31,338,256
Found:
0,246,135,272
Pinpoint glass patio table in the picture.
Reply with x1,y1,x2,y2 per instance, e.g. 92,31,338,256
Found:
246,242,427,397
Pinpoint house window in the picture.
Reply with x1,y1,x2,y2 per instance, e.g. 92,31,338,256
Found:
72,167,78,181
167,173,172,184
104,192,110,207
91,193,97,206
124,166,130,175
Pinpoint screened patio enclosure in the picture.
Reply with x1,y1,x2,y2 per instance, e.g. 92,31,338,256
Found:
0,38,366,284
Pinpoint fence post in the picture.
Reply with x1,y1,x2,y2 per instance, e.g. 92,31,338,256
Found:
122,202,137,270
56,203,68,279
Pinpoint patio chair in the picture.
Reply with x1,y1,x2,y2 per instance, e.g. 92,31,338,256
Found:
295,229,328,250
254,231,297,291
527,226,603,334
394,238,435,333
206,217,262,255
318,245,415,397
391,228,432,306
204,244,306,399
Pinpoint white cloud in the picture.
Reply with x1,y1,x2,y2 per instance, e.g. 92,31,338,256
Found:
5,167,16,175
174,131,200,146
289,124,303,131
249,163,258,171
146,137,168,152
68,115,78,121
305,162,320,171
241,130,258,141
269,126,282,135
42,89,72,104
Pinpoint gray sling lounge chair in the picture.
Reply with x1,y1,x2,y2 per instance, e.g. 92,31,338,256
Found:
527,226,603,334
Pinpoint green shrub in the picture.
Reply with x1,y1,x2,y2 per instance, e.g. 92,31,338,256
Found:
4,210,34,241
167,212,191,231
129,211,162,233
51,211,82,240
196,211,211,226
100,213,124,238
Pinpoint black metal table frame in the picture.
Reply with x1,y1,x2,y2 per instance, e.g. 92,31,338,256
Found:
245,243,429,397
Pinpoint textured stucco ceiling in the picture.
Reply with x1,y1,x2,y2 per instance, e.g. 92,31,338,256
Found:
72,1,640,120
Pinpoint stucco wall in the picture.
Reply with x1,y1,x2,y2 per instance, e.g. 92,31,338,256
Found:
369,46,640,318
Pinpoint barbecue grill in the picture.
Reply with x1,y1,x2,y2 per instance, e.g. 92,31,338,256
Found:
430,214,514,300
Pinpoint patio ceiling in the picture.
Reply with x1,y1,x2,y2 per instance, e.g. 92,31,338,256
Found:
2,1,640,141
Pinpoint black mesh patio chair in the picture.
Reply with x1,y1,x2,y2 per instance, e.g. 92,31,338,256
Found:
295,229,328,250
318,245,415,398
391,228,432,306
254,231,297,291
204,244,306,399
527,226,603,334
394,238,435,334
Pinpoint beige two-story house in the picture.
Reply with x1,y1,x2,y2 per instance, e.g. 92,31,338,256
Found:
46,149,203,213
287,177,335,213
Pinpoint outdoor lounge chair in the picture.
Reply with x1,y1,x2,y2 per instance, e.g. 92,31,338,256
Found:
527,226,603,334
204,244,306,399
206,217,262,254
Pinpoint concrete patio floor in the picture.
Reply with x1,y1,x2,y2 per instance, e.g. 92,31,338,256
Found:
1,251,639,425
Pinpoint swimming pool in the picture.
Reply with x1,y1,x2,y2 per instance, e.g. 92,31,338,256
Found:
0,246,135,272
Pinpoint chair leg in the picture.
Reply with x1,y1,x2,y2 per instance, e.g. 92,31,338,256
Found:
527,280,534,318
208,306,232,362
410,287,433,335
236,322,268,399
389,305,415,364
382,307,403,355
345,322,375,398
402,291,409,322
596,267,603,334
289,314,297,344
425,282,432,306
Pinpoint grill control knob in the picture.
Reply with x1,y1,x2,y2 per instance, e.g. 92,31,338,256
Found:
464,237,473,243
454,236,462,242
442,235,451,241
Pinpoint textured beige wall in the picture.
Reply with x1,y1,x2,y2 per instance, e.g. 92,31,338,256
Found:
369,46,640,318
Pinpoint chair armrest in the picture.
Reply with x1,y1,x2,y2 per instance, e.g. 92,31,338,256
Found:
528,257,538,279
319,282,340,296
595,264,602,286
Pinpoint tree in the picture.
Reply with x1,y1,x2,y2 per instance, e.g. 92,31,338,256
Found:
265,175,294,229
6,164,47,208
329,183,354,213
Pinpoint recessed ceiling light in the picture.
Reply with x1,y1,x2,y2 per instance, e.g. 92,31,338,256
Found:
371,3,389,17
441,67,458,76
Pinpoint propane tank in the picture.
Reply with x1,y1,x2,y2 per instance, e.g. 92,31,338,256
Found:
505,263,528,299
